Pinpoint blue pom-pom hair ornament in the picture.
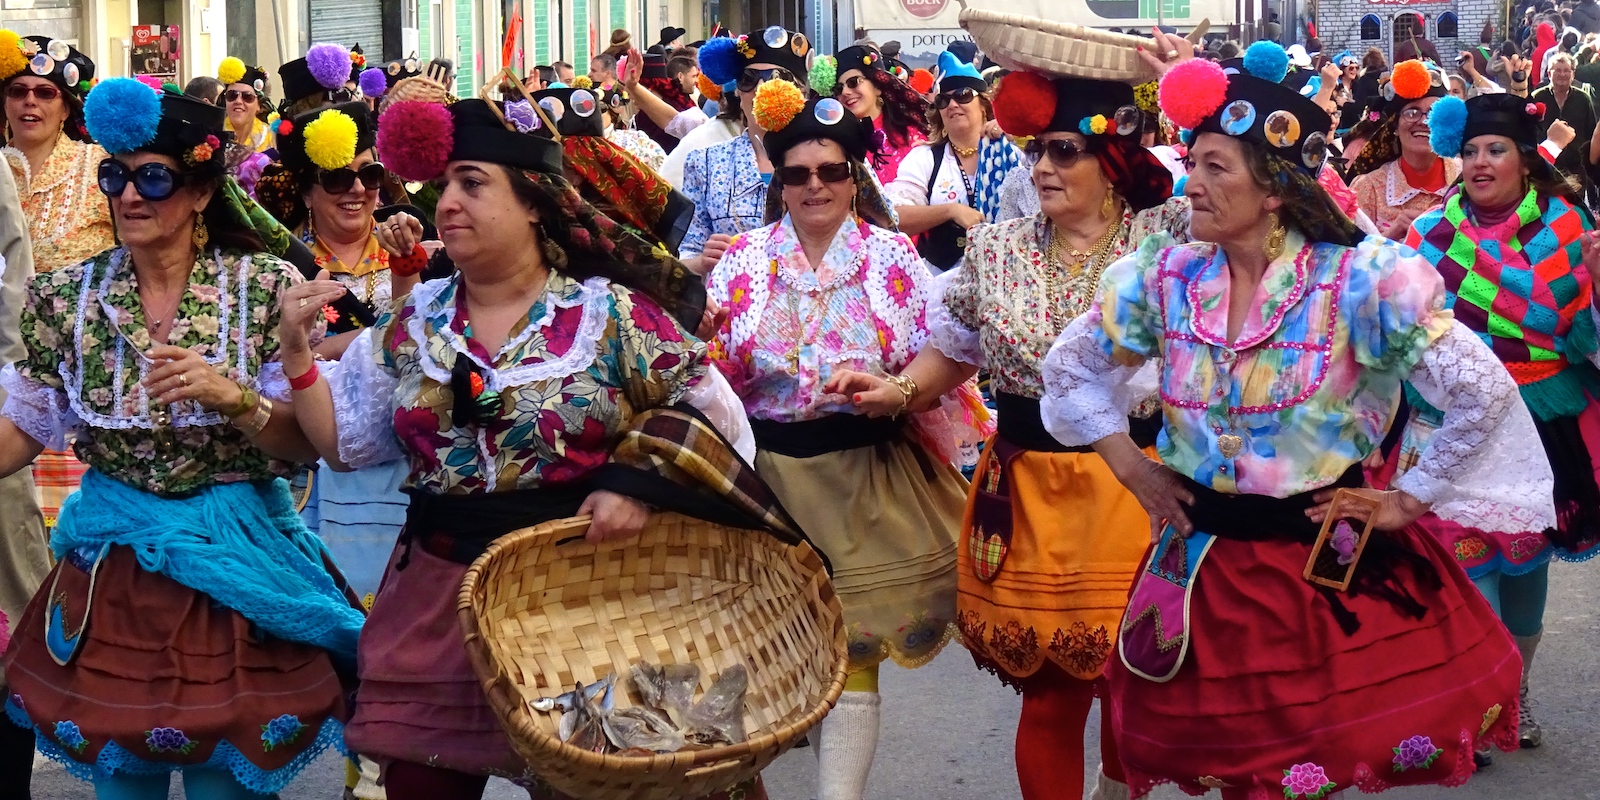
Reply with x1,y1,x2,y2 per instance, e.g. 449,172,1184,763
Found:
1243,41,1290,84
1426,94,1468,158
84,77,162,155
697,36,743,87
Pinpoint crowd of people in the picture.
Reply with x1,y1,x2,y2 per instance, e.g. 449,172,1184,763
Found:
0,9,1591,800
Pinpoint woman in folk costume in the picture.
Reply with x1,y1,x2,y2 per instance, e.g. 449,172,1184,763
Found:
285,93,775,800
823,43,930,185
1346,59,1457,240
0,31,111,537
886,52,1024,273
0,79,364,799
1042,44,1538,799
833,56,1188,799
1394,92,1600,757
703,82,983,800
216,56,274,155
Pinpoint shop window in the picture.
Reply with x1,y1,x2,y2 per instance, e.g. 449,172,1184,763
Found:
1436,11,1458,38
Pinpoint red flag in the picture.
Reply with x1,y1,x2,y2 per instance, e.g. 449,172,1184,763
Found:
502,4,523,70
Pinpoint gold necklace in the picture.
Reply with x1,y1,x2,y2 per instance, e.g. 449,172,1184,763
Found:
952,142,978,159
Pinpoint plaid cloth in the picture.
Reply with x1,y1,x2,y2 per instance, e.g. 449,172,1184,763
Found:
606,403,809,550
32,448,86,531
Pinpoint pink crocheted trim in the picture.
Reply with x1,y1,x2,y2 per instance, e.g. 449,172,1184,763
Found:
1186,244,1312,350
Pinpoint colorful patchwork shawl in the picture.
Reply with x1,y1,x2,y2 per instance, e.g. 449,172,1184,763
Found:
1407,187,1600,420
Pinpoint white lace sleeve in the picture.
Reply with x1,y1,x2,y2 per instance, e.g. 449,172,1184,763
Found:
926,268,983,367
1039,314,1142,448
682,368,756,464
1396,320,1557,532
256,362,291,403
0,364,75,450
324,328,405,469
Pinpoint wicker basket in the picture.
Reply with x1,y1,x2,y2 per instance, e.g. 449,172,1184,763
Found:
458,513,848,800
957,0,1208,83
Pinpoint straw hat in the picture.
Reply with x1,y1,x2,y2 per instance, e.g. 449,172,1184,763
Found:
956,0,1208,83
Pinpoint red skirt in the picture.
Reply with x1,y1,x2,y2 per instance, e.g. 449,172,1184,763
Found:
1109,524,1521,799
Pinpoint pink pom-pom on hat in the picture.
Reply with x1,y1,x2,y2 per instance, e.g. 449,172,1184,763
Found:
1159,58,1229,132
377,100,454,182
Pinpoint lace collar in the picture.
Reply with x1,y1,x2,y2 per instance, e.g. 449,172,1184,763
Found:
405,270,611,392
766,215,867,291
1186,229,1313,350
1384,157,1460,208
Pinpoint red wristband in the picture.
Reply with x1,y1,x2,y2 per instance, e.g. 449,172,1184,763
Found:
389,243,429,277
287,362,320,391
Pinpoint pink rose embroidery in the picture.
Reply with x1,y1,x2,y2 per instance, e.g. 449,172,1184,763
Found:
1281,763,1335,799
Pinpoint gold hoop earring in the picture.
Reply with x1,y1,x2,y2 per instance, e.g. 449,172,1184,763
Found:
192,215,210,251
1264,212,1287,261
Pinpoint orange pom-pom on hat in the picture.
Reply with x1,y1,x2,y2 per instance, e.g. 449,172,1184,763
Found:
908,68,934,94
992,71,1057,137
1389,60,1434,101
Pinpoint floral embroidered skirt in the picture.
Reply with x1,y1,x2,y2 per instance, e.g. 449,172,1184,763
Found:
1108,526,1521,799
345,541,767,800
956,438,1150,689
1378,399,1600,578
754,438,964,671
3,545,353,793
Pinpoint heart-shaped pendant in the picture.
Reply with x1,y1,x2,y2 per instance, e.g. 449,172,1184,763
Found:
1217,434,1243,459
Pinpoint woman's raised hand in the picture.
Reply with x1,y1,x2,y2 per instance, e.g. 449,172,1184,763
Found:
377,213,424,257
1136,28,1196,76
279,272,348,357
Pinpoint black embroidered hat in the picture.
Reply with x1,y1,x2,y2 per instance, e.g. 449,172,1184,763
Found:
1160,42,1333,177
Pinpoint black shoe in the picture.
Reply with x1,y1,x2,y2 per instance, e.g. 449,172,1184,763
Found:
1474,748,1494,769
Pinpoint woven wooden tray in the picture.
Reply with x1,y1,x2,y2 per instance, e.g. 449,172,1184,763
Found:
958,0,1209,83
459,513,848,800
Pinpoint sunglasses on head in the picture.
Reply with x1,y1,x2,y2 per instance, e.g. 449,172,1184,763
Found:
6,83,60,101
934,88,978,109
98,159,185,202
1023,138,1091,168
223,89,258,103
737,66,796,92
833,74,869,95
317,162,387,194
775,162,853,186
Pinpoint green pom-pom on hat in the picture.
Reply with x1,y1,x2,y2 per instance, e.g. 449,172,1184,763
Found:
809,55,837,96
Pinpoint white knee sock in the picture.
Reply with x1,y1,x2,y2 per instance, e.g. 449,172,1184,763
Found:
815,691,881,800
1089,767,1130,800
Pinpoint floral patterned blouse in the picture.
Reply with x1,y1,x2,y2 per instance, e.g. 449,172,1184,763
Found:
0,248,308,496
679,133,767,260
1349,158,1460,237
607,127,668,173
1046,231,1454,498
704,216,932,423
326,270,708,494
933,200,1190,398
5,134,115,272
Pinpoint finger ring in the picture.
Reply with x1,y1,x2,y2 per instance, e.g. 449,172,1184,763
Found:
1165,49,1179,59
299,297,308,308
179,373,188,386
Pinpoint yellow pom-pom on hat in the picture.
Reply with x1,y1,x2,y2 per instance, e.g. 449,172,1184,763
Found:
303,108,358,171
1089,115,1108,135
1390,60,1432,101
752,79,805,132
0,30,27,81
217,56,246,86
571,75,594,89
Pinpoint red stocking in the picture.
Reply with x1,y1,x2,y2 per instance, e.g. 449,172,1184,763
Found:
1015,677,1097,800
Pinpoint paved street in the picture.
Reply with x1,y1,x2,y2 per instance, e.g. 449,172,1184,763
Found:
26,559,1600,799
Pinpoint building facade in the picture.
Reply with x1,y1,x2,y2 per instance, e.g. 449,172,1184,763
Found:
1316,0,1501,65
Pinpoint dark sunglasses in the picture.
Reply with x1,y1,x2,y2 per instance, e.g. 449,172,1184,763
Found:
934,88,978,109
97,159,185,202
833,75,869,96
736,66,796,92
775,162,853,186
6,83,60,101
223,89,259,103
1024,138,1091,168
317,162,387,194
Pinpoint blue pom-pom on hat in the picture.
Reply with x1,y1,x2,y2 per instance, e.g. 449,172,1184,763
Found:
1427,94,1468,158
1243,41,1290,84
85,77,162,155
1174,175,1188,195
698,36,743,87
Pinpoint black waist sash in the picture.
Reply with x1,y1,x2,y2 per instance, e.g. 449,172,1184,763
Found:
1181,465,1438,634
402,483,592,565
750,414,905,459
993,391,1162,453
